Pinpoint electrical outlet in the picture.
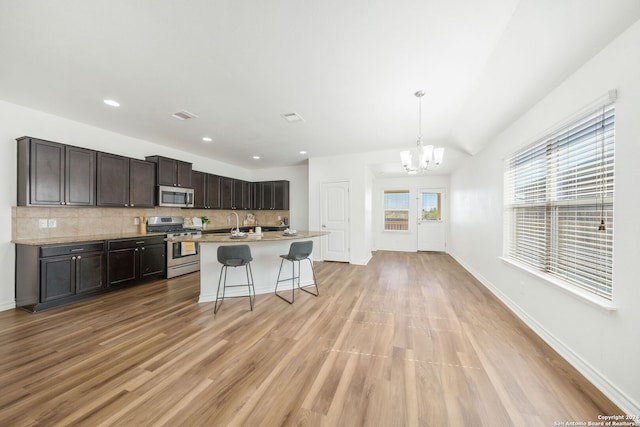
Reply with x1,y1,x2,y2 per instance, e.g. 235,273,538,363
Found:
48,219,57,228
39,219,48,228
277,216,281,220
134,217,140,225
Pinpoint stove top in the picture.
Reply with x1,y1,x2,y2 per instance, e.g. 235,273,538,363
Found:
147,216,201,237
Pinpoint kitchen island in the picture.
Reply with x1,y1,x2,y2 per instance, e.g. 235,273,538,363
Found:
167,231,328,302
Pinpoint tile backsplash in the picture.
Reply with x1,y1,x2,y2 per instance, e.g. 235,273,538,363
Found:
12,207,289,241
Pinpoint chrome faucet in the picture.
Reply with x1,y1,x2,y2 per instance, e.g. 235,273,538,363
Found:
230,212,240,234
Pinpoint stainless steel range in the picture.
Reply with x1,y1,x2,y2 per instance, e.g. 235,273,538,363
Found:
147,216,201,279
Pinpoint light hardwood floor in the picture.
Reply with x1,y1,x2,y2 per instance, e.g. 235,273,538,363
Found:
0,251,621,426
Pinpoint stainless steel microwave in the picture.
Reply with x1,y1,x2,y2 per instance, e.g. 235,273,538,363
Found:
157,185,194,207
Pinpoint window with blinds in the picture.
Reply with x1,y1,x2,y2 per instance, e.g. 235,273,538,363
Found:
503,102,615,300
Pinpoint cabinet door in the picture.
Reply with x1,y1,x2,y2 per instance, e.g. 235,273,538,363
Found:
75,252,105,294
140,243,165,278
233,180,251,210
192,171,207,208
65,146,96,206
107,248,138,286
40,255,74,302
206,174,222,209
221,177,234,209
30,139,65,205
263,181,275,209
156,157,177,186
274,180,289,210
177,161,192,187
129,159,155,207
97,153,130,207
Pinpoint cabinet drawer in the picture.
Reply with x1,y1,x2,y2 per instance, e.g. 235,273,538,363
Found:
108,236,165,250
40,242,105,258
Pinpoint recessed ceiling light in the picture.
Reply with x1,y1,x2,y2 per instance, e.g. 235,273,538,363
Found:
299,150,307,155
103,99,120,107
202,137,212,142
253,156,261,160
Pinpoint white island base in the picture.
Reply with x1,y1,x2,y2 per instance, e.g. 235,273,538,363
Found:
196,235,322,302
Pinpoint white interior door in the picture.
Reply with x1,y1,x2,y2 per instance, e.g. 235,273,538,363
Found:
321,181,350,262
417,189,446,252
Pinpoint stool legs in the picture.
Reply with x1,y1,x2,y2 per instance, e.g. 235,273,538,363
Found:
214,263,255,314
275,257,319,304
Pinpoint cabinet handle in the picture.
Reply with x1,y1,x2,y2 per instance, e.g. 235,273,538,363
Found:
141,247,145,250
71,248,85,252
124,203,129,207
72,256,76,260
135,248,138,252
136,241,145,244
77,256,81,259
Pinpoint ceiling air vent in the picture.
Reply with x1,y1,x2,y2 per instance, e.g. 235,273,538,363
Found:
281,112,304,123
170,110,199,121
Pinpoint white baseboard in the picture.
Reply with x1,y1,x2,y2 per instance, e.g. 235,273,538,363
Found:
448,250,640,418
0,300,16,312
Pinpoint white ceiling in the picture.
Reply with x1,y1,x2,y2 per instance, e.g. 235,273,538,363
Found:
1,0,639,177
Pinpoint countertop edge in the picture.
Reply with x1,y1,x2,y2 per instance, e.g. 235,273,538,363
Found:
167,231,329,243
12,232,167,246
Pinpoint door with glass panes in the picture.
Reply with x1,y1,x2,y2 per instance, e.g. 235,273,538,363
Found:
417,189,446,252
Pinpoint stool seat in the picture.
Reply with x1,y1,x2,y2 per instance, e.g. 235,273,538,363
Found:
275,241,319,304
215,245,255,313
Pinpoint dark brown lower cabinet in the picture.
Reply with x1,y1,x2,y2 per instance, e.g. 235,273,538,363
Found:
15,236,166,312
107,236,165,287
16,242,106,312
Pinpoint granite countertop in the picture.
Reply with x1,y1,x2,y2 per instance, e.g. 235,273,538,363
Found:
12,232,167,246
167,230,328,243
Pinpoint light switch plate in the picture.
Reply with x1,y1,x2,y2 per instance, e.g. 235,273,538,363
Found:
39,219,48,228
48,219,57,228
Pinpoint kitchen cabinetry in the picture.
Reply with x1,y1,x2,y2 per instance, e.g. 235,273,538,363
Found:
192,171,222,209
145,155,192,188
221,177,252,210
17,137,96,206
107,236,165,287
15,241,105,312
97,153,155,207
253,180,289,210
273,180,289,210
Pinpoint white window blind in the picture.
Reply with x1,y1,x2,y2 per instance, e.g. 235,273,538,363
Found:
504,102,615,300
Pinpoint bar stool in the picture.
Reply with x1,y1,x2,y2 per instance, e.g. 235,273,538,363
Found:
214,245,255,314
275,240,319,304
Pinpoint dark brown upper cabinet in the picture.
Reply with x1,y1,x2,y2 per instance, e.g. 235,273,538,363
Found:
273,180,290,210
17,137,96,206
221,177,251,210
253,180,289,210
192,171,222,209
145,155,192,187
97,153,155,208
129,159,156,207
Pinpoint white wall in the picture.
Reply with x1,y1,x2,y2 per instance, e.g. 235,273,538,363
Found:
373,175,450,252
308,153,374,265
448,19,640,414
0,100,304,310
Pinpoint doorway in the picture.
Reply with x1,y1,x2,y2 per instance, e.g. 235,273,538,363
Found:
417,189,446,252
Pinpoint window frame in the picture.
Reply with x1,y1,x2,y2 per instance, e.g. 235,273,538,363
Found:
383,189,411,232
503,99,615,302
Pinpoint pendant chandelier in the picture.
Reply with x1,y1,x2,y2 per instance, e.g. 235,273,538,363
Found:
400,90,444,174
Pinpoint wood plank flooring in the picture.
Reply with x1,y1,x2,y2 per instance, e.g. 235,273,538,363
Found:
0,251,621,426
